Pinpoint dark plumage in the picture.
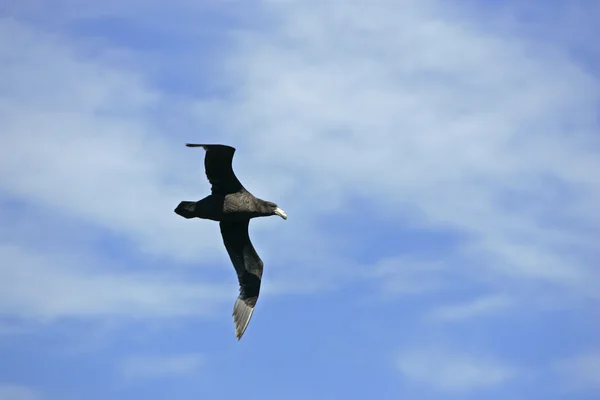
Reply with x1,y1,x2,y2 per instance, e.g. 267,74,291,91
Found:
174,144,287,340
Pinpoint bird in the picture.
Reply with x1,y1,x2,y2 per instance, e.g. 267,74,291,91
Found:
174,144,287,340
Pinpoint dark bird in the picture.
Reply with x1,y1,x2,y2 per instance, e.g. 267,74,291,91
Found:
174,144,287,340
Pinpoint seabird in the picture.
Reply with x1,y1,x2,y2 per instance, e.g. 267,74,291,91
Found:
174,144,287,340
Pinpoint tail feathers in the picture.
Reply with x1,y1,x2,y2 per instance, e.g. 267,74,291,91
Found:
174,201,197,219
232,296,257,340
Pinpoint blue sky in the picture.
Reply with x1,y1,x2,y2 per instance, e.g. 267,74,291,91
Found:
0,0,599,399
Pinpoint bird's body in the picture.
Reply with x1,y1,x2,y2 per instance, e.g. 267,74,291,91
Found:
174,144,287,340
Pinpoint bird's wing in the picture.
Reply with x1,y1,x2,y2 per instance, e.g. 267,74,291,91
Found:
219,219,264,340
185,144,244,194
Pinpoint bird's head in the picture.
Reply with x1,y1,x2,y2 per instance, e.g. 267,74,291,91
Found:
262,201,288,220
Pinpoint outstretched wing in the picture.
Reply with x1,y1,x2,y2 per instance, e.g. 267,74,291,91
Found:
185,144,244,194
219,220,264,340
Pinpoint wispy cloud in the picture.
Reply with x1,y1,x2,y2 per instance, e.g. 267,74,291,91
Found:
0,244,231,320
427,294,513,322
555,352,600,391
119,353,204,379
368,257,447,298
0,19,223,263
0,384,40,400
200,0,600,303
396,348,515,393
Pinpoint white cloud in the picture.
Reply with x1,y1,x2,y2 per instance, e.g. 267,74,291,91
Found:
0,244,231,320
119,353,204,379
0,384,40,400
0,19,224,263
396,348,514,393
427,294,513,322
194,0,600,299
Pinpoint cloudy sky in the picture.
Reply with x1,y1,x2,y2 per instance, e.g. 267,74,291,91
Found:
1,0,599,399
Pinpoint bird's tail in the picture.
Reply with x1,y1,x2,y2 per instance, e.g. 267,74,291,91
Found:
174,201,197,219
232,296,257,340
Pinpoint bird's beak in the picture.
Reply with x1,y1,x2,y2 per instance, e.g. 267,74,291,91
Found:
274,207,288,220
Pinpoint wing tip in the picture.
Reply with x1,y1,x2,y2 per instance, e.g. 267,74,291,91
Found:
232,296,257,340
185,143,236,152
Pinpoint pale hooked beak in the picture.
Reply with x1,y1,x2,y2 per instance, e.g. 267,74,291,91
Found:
274,207,288,220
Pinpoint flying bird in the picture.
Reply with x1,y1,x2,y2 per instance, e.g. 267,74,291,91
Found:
174,144,287,340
